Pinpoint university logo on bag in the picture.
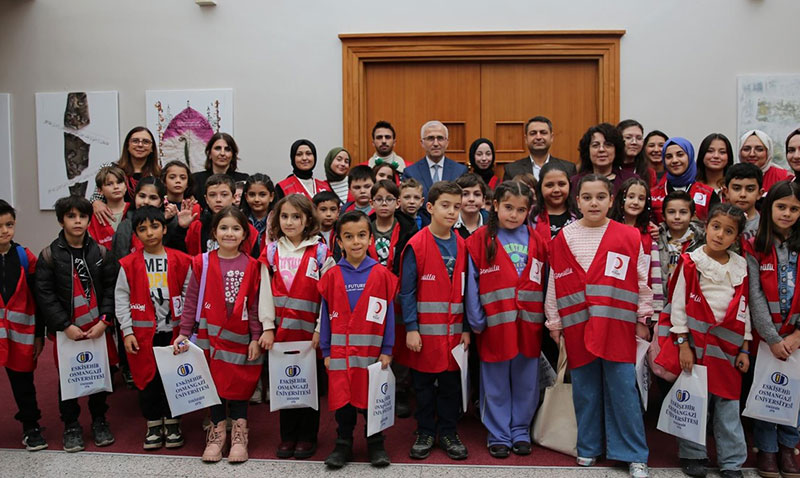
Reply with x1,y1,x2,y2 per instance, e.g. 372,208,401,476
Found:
772,372,789,386
676,389,690,402
177,364,193,377
76,351,93,363
381,382,388,395
285,365,301,377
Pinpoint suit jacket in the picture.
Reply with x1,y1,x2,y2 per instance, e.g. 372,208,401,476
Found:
502,155,576,181
402,156,468,199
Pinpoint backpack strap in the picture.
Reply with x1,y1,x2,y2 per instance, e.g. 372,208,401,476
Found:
15,245,28,275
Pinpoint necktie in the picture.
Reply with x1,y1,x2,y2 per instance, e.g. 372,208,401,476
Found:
432,163,441,183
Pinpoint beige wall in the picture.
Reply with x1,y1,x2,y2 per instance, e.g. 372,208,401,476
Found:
0,0,797,251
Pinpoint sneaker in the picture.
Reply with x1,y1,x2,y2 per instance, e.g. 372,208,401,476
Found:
325,438,353,469
22,428,48,451
63,423,84,453
488,444,510,458
719,471,743,478
629,462,649,478
438,434,468,460
577,456,597,467
143,420,164,450
91,418,115,447
512,441,532,456
679,458,708,478
409,433,434,460
164,418,184,449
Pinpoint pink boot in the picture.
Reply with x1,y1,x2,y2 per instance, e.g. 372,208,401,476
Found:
201,421,226,462
228,419,249,463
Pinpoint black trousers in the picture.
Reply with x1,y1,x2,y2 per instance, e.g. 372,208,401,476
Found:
138,332,173,421
210,399,248,423
411,369,461,438
58,388,108,425
334,404,371,439
279,407,320,442
5,368,42,431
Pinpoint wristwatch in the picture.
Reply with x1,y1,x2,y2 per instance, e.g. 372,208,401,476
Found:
675,336,687,345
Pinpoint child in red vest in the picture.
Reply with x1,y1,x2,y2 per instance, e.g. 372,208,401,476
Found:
545,174,652,478
655,203,751,478
0,200,47,451
258,194,335,459
110,177,166,261
399,181,471,461
465,181,548,458
530,161,578,244
115,206,192,450
747,181,800,477
454,173,489,239
88,165,129,249
239,173,276,256
369,180,416,276
313,190,341,254
175,206,263,463
319,211,397,468
35,195,118,453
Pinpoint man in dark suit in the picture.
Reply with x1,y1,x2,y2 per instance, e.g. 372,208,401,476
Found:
402,120,468,199
503,116,576,181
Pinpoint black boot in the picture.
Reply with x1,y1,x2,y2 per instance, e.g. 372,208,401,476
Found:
367,434,390,467
324,438,353,469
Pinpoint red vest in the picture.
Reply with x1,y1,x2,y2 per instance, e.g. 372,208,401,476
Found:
118,248,192,390
755,246,800,338
651,181,714,223
261,243,323,342
277,175,331,201
763,166,793,194
368,221,401,273
466,225,547,362
192,251,262,401
550,221,641,369
399,227,466,373
0,247,37,372
655,254,747,400
186,219,259,257
88,203,130,249
533,212,552,245
319,263,397,410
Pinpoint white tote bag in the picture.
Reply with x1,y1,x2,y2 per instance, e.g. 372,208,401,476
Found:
635,336,651,411
743,341,800,427
532,339,577,457
366,362,395,436
451,344,469,412
153,342,221,417
657,364,708,446
269,341,318,411
57,332,113,401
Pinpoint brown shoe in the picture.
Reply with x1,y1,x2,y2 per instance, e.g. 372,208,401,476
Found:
294,441,317,459
201,421,226,463
227,419,249,463
779,445,800,478
276,440,296,458
758,450,781,478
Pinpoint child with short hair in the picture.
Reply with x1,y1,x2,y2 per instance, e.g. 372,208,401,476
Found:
454,173,489,239
313,190,341,251
655,203,751,478
88,165,129,249
115,206,192,450
399,181,471,461
370,180,416,275
657,190,705,285
35,195,117,453
320,211,397,468
545,174,652,478
398,178,425,231
344,165,375,215
0,200,47,451
723,163,764,241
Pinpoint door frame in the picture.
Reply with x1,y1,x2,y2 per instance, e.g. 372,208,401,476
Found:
340,30,625,164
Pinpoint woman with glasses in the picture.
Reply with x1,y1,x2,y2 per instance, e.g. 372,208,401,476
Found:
617,120,656,189
738,129,793,194
570,123,638,197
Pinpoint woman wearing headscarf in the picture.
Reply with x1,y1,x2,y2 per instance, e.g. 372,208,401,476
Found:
468,138,499,190
323,147,352,204
738,129,794,194
650,137,718,223
275,139,332,201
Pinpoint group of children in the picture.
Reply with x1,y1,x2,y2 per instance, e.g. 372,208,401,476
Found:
2,133,800,478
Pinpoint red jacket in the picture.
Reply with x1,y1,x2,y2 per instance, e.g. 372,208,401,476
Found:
466,225,547,362
319,264,397,410
0,247,37,372
651,181,714,223
118,248,191,390
88,203,130,249
399,228,466,373
762,166,794,194
550,221,641,369
277,175,331,201
191,251,262,400
655,254,748,400
755,245,800,338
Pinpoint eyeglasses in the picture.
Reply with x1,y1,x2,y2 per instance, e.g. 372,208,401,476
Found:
373,197,396,205
623,135,643,143
423,135,447,143
590,141,614,150
130,138,153,146
741,146,766,154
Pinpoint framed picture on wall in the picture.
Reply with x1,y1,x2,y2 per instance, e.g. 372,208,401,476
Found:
0,94,12,205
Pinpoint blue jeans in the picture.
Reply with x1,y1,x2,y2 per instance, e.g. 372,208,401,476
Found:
678,393,747,472
571,358,648,463
753,417,800,453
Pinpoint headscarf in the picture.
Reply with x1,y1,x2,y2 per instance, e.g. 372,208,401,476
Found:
290,139,317,180
738,129,773,173
324,147,350,182
663,137,696,188
468,138,496,185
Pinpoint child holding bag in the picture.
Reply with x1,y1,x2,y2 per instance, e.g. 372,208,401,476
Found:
465,181,548,458
545,174,652,478
174,206,262,463
747,180,800,478
656,203,751,478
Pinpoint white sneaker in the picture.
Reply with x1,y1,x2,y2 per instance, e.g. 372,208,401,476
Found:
576,456,596,467
629,462,649,478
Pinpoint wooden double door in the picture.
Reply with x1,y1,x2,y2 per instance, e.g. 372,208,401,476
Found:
364,60,599,176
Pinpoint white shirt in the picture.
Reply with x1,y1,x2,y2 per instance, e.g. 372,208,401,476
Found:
426,156,444,183
530,154,552,182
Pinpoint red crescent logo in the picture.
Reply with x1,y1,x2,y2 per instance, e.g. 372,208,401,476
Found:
374,301,383,314
739,299,746,314
614,257,623,269
533,262,541,275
